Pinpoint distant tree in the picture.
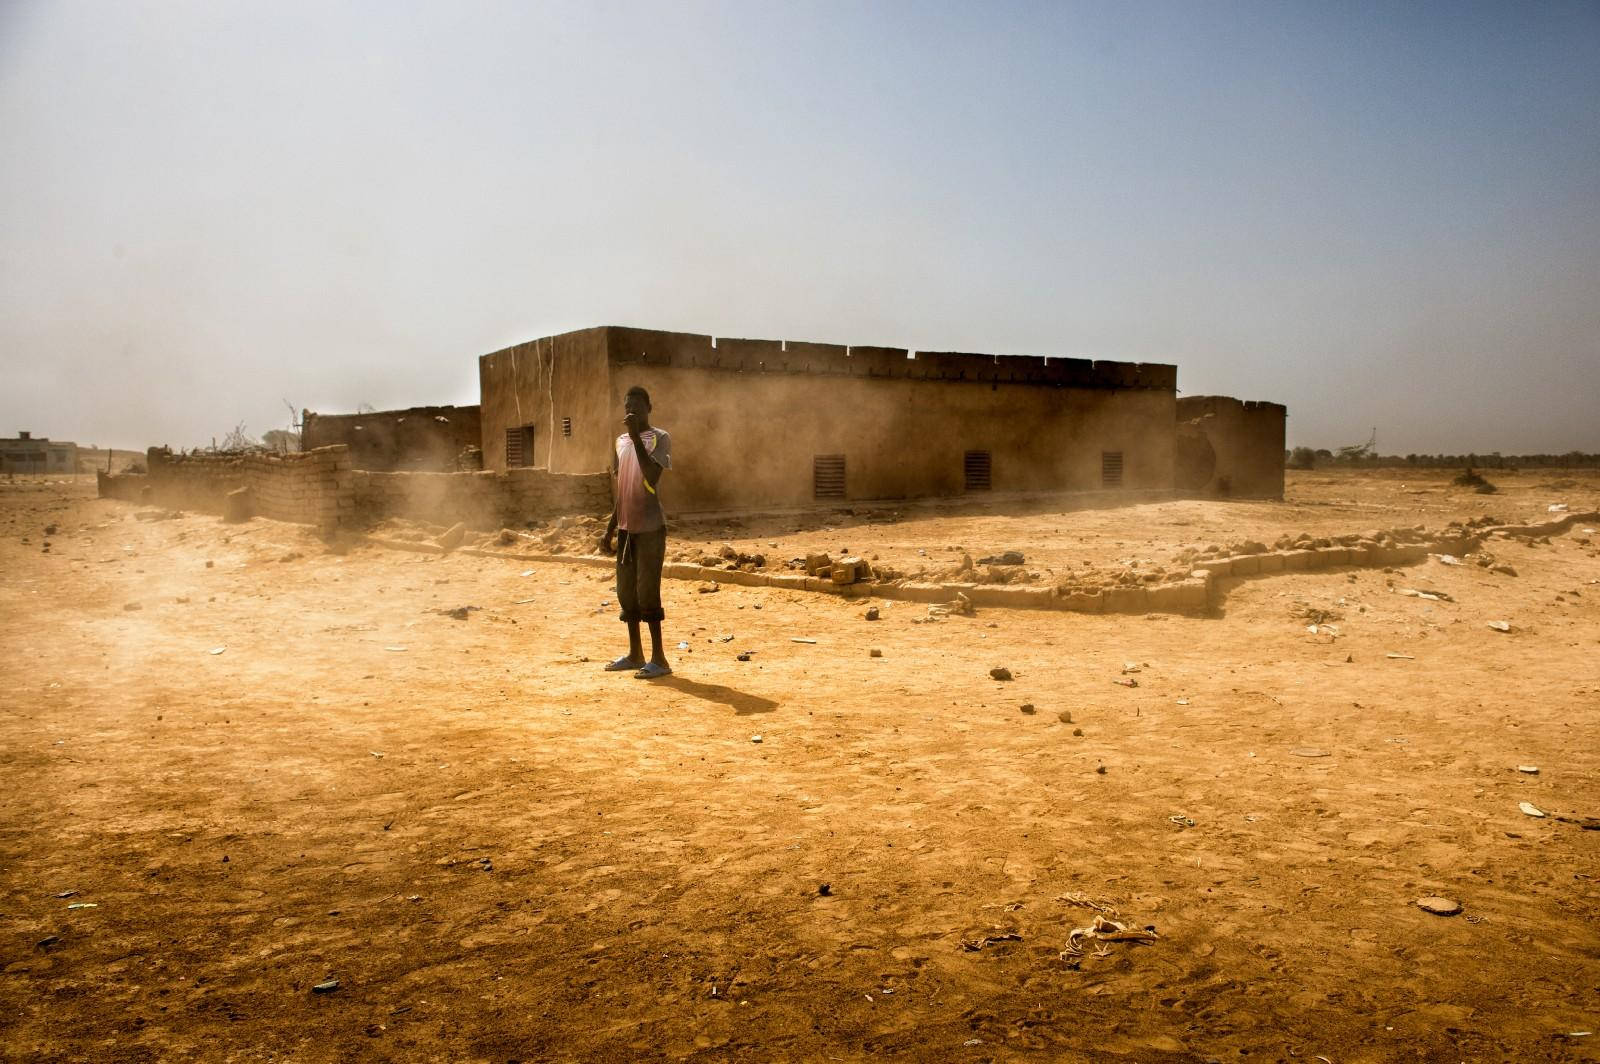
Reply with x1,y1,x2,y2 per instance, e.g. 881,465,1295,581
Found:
1288,446,1316,470
219,422,260,451
262,429,301,453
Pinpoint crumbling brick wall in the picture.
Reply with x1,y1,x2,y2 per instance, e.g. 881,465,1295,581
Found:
145,446,356,527
301,405,481,471
352,468,610,530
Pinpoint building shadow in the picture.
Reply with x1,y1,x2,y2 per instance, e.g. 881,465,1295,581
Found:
654,675,778,716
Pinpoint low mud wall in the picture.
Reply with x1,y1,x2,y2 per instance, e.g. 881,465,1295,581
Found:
404,510,1599,617
352,469,610,530
96,469,150,503
144,446,356,528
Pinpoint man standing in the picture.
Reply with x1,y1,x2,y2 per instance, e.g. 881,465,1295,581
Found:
601,386,672,679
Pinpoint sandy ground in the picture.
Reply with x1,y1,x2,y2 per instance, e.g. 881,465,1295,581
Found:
2,470,1598,1063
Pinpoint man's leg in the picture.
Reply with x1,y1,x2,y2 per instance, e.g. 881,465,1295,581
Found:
605,531,646,671
634,528,671,677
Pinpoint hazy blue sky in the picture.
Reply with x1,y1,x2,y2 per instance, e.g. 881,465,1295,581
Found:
2,1,1596,453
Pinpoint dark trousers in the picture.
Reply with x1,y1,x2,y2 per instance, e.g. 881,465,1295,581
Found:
616,527,666,623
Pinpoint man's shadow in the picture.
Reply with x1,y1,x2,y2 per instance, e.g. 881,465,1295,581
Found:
654,675,778,716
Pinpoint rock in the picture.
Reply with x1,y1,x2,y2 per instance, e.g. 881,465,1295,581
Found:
818,883,831,896
864,606,880,621
1020,703,1036,715
1416,896,1461,917
1490,564,1518,577
434,523,467,551
498,528,518,545
977,550,1026,566
122,602,142,612
1095,765,1107,774
1072,727,1084,736
989,667,1013,681
869,649,882,658
205,560,214,568
311,979,340,994
1516,765,1539,774
1519,801,1546,818
44,524,57,535
1057,710,1073,724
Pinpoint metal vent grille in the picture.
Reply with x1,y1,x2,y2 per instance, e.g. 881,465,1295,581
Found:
1101,450,1124,488
964,450,992,492
561,417,572,437
813,454,846,499
506,426,533,468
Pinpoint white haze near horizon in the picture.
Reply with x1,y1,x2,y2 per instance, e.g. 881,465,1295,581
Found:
1,1,1596,455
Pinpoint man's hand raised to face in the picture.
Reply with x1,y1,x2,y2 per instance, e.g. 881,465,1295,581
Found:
622,411,646,438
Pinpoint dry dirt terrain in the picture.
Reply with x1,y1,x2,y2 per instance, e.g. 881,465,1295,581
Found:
2,469,1598,1063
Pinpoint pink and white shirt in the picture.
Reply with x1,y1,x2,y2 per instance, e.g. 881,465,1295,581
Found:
614,427,671,532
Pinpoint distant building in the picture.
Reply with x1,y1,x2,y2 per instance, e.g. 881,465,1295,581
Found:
0,431,78,474
477,325,1287,511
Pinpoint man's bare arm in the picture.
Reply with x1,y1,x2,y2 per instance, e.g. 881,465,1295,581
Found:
624,413,663,489
600,449,619,553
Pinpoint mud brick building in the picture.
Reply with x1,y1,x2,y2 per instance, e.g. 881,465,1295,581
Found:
1,431,78,474
478,326,1285,511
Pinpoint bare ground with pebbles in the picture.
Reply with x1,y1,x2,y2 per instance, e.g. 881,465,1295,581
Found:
2,470,1598,1062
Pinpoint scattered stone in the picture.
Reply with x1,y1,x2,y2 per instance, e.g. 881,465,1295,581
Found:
1519,801,1546,818
818,883,831,896
1057,710,1073,724
737,652,753,662
278,551,302,563
1490,564,1518,577
864,606,880,621
1517,765,1539,775
1019,703,1036,715
36,935,60,950
498,528,519,545
44,523,57,535
697,583,720,594
1290,748,1331,758
311,979,340,994
989,667,1013,681
868,649,882,658
1113,678,1138,688
751,735,763,744
1095,765,1107,774
434,523,467,551
122,602,143,611
205,560,214,568
1416,896,1462,917
1486,621,1511,633
1072,727,1084,736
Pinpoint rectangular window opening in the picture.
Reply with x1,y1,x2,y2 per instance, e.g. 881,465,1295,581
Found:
813,454,846,499
561,417,572,437
964,450,992,492
506,425,535,468
1101,450,1124,488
